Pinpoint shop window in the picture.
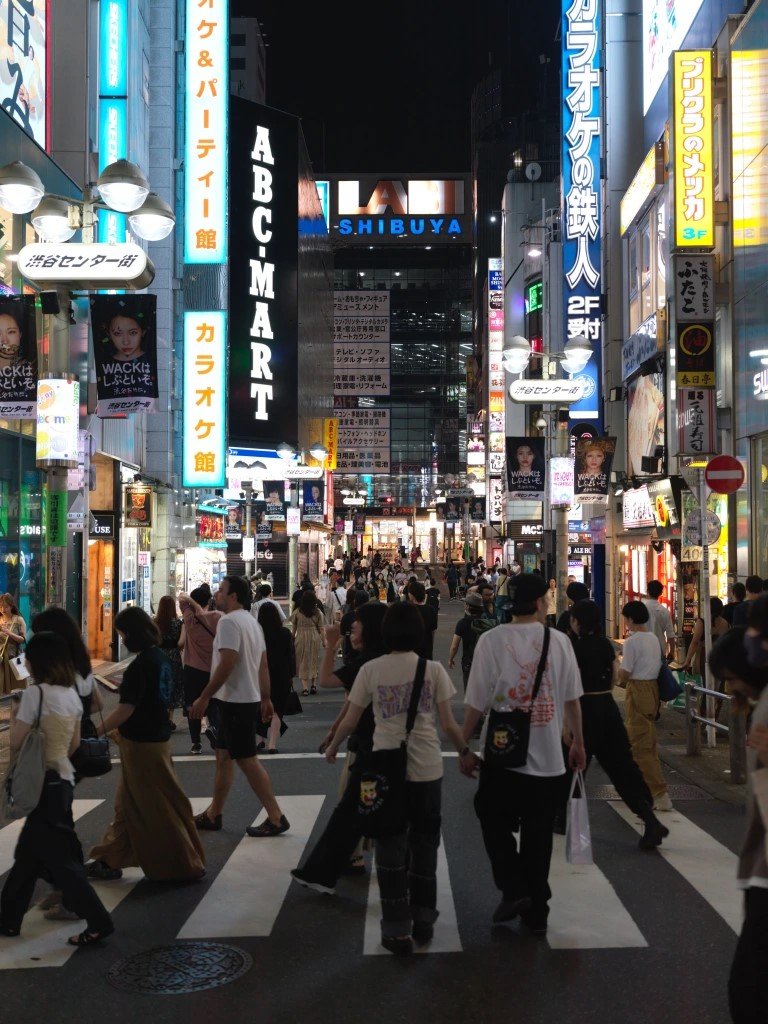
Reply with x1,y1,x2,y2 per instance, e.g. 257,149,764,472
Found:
628,231,640,333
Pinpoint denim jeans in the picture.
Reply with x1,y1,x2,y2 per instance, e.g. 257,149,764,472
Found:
375,778,442,939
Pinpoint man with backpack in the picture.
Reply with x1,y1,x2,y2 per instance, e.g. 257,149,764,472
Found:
448,592,495,691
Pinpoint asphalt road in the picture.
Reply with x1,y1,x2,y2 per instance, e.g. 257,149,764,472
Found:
0,602,746,1023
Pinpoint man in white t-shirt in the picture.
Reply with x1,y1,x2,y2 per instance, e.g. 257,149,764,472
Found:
463,573,586,936
642,580,674,661
191,576,289,837
251,582,286,622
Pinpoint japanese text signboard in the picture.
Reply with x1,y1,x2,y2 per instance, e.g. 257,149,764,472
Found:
676,321,715,387
336,408,390,474
184,0,229,263
183,310,226,487
673,255,715,321
676,387,716,456
672,50,714,250
562,0,602,425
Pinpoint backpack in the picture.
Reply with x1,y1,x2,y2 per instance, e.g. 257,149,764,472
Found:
471,614,497,640
1,684,47,820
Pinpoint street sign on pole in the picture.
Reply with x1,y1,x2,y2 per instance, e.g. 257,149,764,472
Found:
683,508,721,547
704,455,745,494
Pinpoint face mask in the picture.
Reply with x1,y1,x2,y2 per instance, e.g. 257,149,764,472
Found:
744,632,768,669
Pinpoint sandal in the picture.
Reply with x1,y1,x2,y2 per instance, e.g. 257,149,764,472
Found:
44,906,82,922
67,926,114,947
245,814,290,837
301,689,309,696
309,684,317,695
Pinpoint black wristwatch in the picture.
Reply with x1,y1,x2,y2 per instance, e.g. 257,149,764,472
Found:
458,746,470,757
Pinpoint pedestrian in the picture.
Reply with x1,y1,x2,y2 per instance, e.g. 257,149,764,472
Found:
257,601,294,754
328,575,348,624
322,603,472,954
0,632,114,948
478,580,499,626
679,596,730,678
723,581,747,627
462,573,586,936
406,579,438,659
446,562,459,599
154,595,184,731
251,582,286,622
545,579,557,627
0,592,26,695
643,580,675,661
190,576,289,837
86,607,206,882
292,603,389,889
425,576,441,615
340,588,369,664
494,568,511,623
617,601,672,812
555,581,590,635
732,575,764,627
179,587,222,754
291,589,326,695
447,592,492,690
708,623,768,1024
560,601,669,849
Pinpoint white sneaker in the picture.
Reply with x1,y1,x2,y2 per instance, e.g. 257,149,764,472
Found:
653,793,674,812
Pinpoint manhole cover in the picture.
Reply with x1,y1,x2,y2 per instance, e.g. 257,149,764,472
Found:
107,942,252,995
590,783,711,801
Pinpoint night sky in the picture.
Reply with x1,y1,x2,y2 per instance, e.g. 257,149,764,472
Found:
246,0,562,172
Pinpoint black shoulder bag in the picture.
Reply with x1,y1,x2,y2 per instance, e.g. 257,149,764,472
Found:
349,657,428,838
484,626,550,769
71,682,112,779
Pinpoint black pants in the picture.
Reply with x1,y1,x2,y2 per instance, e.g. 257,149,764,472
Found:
375,779,442,938
474,766,560,925
729,887,768,1023
297,794,362,888
560,694,653,818
0,771,112,934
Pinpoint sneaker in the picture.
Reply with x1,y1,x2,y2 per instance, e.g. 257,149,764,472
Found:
492,896,532,924
245,814,290,837
653,793,674,812
194,811,222,831
382,936,413,956
85,860,122,881
190,743,203,755
412,922,434,945
638,818,670,850
43,906,81,922
290,869,335,895
203,726,217,751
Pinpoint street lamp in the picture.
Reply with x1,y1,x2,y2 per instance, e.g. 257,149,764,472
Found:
276,441,328,593
502,333,593,376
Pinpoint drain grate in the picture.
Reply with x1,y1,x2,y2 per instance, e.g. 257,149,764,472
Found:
590,783,711,801
107,942,252,995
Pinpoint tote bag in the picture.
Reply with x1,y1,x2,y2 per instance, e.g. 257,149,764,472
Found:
565,770,593,865
1,685,47,820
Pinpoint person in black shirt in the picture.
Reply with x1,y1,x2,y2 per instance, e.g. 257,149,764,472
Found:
559,601,668,850
425,576,441,615
339,589,369,664
406,580,438,658
87,607,205,882
291,603,388,892
555,581,590,634
448,592,487,690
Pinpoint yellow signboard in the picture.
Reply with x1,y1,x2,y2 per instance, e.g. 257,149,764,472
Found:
323,417,338,470
673,50,714,249
621,141,665,236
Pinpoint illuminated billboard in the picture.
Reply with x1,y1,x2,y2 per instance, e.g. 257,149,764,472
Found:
98,0,128,243
672,50,714,249
182,311,227,487
184,0,229,263
643,0,705,113
0,0,47,146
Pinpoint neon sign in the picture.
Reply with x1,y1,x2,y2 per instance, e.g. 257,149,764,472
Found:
673,50,714,249
182,311,227,487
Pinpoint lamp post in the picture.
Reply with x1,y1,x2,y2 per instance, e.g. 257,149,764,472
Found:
242,480,254,577
0,159,175,614
502,333,593,615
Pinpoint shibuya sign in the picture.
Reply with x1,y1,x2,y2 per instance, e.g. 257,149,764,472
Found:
508,378,588,404
17,243,154,290
327,176,470,243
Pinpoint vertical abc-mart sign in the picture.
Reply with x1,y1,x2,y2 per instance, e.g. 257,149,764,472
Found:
562,0,602,427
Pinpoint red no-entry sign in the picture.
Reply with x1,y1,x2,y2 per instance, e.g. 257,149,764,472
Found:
704,455,745,494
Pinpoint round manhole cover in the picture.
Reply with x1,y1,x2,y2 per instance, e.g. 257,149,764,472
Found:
107,942,252,995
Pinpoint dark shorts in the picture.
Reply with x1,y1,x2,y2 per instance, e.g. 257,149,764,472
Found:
211,699,261,760
183,665,210,709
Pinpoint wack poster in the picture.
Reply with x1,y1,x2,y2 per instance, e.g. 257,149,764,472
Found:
469,497,486,522
303,480,324,520
0,295,37,419
573,437,616,504
263,480,286,521
91,295,159,416
254,501,273,540
505,437,546,499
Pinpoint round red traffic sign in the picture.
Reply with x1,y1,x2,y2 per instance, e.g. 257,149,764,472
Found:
704,455,745,494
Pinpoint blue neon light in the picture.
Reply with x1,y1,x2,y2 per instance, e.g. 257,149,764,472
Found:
97,98,127,243
99,0,128,97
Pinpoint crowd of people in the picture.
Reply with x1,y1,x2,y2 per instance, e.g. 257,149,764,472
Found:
0,558,765,1019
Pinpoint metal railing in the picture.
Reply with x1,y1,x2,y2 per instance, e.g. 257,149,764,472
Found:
684,679,747,784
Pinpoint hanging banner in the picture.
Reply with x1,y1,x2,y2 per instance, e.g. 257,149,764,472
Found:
254,501,272,540
505,436,546,499
225,503,243,539
550,457,575,508
262,480,286,521
323,417,339,470
286,506,301,536
124,483,152,527
352,510,366,534
302,480,324,520
574,437,616,504
436,500,462,523
469,496,486,523
0,295,37,419
36,378,79,465
91,295,159,415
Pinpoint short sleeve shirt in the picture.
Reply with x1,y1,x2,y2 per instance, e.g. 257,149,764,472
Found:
349,652,456,782
118,647,173,742
18,683,82,783
621,631,663,680
212,609,265,702
465,623,583,776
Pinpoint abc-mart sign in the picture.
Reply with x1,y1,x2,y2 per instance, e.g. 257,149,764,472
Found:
17,242,155,290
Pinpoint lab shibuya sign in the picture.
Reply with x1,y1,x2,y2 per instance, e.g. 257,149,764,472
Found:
508,379,588,404
17,243,155,290
328,176,469,242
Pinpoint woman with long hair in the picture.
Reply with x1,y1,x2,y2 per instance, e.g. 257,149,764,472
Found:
257,601,294,754
0,592,27,695
292,602,389,889
154,595,184,728
86,607,205,883
0,633,113,947
179,586,222,754
290,589,325,695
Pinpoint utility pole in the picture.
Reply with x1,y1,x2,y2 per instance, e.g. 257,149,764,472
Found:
243,480,253,577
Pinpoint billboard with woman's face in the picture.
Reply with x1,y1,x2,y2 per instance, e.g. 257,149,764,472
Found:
0,296,37,419
574,437,616,504
91,295,159,416
505,436,546,499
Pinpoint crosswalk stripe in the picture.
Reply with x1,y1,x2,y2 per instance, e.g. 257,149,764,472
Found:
0,800,104,879
608,802,742,934
547,834,648,948
363,835,462,955
178,794,326,939
0,798,208,970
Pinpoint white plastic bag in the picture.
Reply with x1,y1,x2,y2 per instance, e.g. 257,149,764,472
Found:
565,770,593,865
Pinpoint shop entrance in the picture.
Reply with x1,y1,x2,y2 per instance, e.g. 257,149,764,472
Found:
88,538,115,662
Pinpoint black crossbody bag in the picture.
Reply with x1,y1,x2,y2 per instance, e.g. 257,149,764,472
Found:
484,626,550,769
348,657,428,838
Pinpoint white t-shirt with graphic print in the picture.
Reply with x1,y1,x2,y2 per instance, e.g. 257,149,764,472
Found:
465,621,583,777
348,651,456,782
